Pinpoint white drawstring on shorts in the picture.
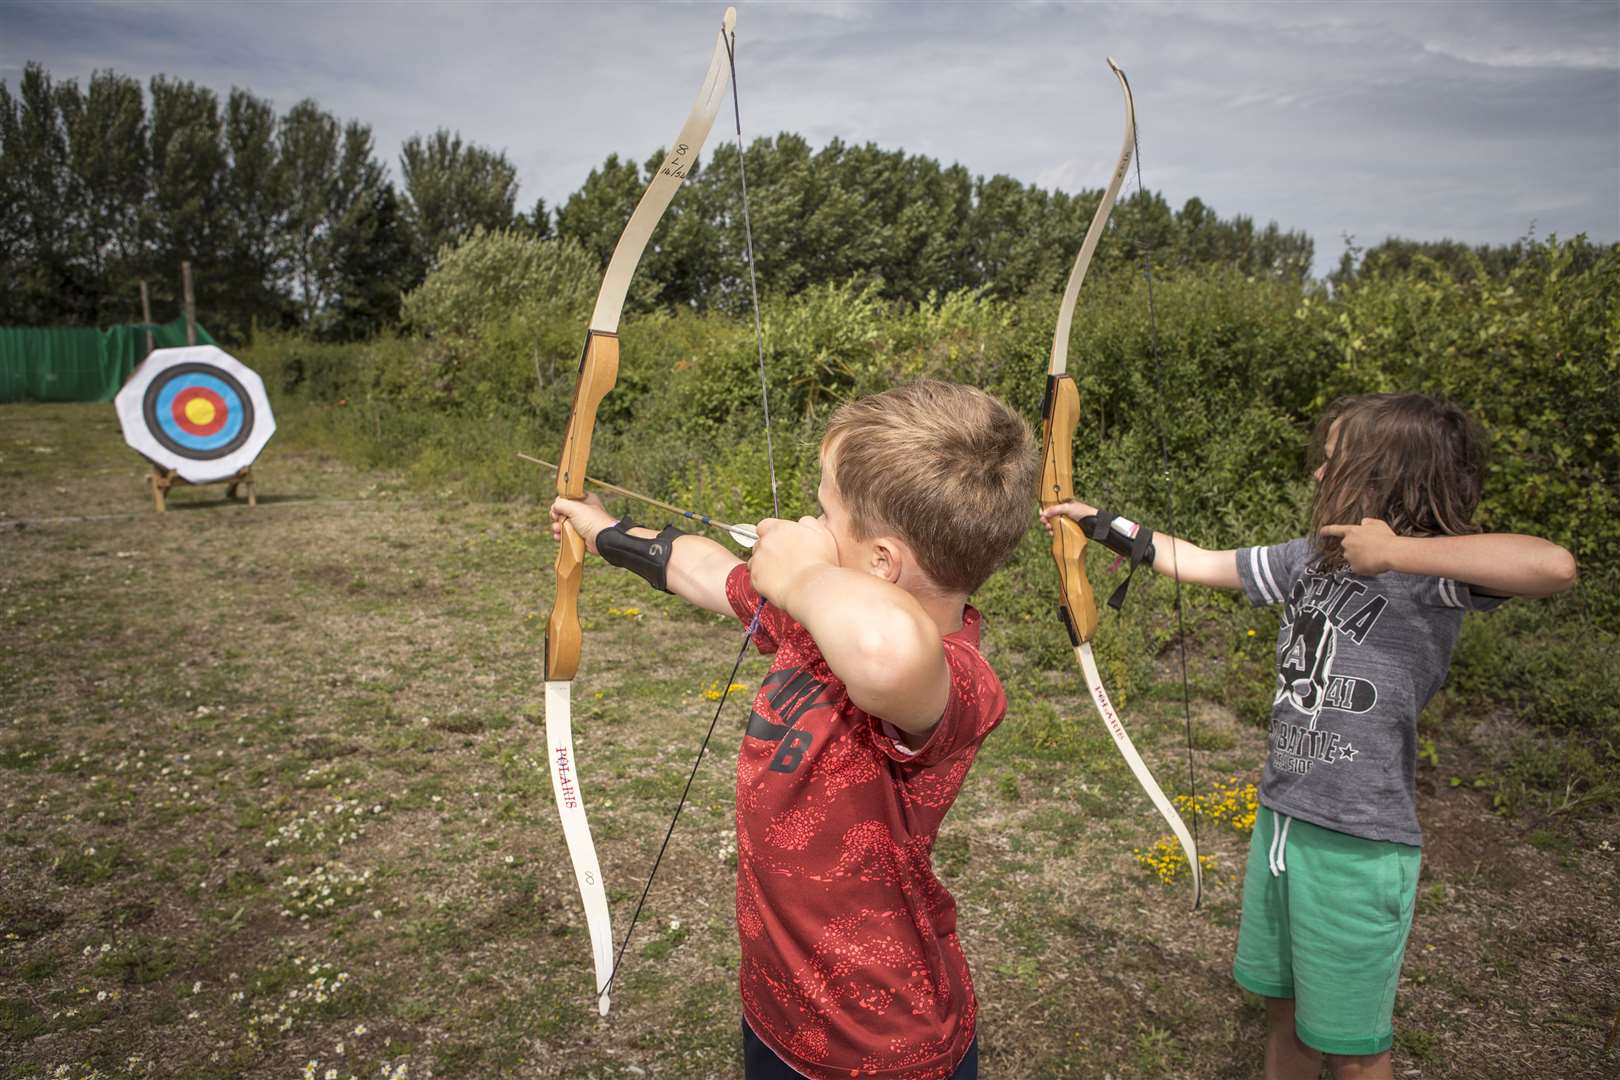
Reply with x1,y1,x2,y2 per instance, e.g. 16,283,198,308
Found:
1267,810,1293,877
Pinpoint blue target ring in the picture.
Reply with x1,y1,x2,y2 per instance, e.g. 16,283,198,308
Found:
142,363,255,460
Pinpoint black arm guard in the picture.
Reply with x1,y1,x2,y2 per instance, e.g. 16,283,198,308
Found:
595,519,687,594
1079,511,1156,613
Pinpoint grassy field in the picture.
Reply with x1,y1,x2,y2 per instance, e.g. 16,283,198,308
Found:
1,402,1615,1079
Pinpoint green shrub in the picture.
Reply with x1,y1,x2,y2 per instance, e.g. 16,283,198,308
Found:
401,228,598,341
1318,238,1620,609
239,331,377,402
389,228,600,416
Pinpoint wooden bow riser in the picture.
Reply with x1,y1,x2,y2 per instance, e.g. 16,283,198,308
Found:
546,330,621,682
1040,372,1101,645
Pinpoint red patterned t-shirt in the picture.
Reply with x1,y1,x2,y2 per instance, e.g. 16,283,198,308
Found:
725,564,1006,1080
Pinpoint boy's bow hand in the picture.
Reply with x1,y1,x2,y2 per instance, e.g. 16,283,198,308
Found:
750,516,839,608
1319,518,1400,575
1039,499,1099,535
550,492,614,555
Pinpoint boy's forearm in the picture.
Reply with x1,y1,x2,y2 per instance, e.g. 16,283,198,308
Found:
1050,504,1240,591
615,526,740,615
773,564,947,730
1385,533,1577,597
775,563,922,672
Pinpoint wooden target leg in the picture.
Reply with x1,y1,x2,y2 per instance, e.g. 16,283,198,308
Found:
226,468,257,507
148,468,173,513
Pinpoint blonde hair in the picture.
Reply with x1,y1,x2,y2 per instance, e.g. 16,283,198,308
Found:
1310,393,1487,569
822,380,1038,593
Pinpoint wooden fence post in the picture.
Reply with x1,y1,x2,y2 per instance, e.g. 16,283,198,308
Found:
140,280,154,357
182,261,196,346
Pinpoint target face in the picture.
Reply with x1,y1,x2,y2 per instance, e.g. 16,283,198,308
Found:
115,346,275,483
143,363,254,459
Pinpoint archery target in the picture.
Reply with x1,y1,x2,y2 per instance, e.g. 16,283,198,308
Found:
115,345,276,483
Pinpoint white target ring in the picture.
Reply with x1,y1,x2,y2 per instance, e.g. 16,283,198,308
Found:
115,345,276,483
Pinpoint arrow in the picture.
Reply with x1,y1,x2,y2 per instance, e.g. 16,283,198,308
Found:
520,452,758,548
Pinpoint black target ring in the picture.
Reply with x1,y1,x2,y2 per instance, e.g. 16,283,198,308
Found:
141,362,256,461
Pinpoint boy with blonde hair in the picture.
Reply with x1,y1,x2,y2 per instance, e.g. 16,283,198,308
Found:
551,379,1038,1080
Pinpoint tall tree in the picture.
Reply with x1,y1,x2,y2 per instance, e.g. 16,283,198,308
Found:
553,152,644,265
0,81,19,322
276,103,398,336
965,174,1062,297
147,75,226,324
58,70,149,323
218,87,289,336
399,128,518,274
3,57,1328,335
325,121,409,338
0,64,79,323
518,195,552,239
555,148,707,314
277,98,342,328
692,134,818,308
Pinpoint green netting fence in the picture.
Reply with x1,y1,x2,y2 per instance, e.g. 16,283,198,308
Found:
0,319,219,404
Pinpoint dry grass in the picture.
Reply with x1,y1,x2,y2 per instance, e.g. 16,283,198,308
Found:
1,403,1614,1079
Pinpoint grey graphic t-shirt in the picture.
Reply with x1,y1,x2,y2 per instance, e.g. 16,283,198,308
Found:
1236,538,1506,847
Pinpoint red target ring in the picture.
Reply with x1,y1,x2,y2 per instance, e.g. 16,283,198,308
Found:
170,386,229,437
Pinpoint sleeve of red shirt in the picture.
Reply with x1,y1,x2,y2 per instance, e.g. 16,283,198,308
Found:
724,563,785,654
725,564,1006,766
869,635,1006,768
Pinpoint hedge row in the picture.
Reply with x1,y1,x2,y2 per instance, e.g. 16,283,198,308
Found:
238,231,1619,814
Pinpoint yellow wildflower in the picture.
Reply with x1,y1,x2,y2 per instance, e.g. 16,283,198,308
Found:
702,679,748,702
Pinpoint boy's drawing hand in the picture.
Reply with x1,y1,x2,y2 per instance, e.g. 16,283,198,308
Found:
750,516,839,607
1320,518,1399,575
550,492,615,555
1039,499,1099,535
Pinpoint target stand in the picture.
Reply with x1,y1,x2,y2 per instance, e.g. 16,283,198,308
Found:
115,345,276,513
144,461,256,513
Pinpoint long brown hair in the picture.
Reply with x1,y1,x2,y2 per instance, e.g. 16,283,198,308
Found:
1309,393,1487,569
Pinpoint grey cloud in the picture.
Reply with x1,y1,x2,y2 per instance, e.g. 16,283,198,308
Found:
3,0,1614,275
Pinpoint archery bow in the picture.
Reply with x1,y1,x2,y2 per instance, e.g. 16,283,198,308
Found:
583,19,781,1014
1038,57,1202,909
545,7,737,1016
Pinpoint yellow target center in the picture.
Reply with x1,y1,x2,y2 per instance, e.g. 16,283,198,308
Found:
185,398,217,426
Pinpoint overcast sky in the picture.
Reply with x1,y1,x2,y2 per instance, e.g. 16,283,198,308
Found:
6,0,1617,276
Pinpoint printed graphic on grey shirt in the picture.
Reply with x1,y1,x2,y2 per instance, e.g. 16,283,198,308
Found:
1239,538,1497,846
1270,573,1388,776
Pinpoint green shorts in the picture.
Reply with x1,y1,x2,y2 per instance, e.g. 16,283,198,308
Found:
1232,809,1421,1056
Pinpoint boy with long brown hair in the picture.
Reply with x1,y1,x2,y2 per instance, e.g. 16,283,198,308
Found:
551,379,1039,1080
1042,392,1576,1080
